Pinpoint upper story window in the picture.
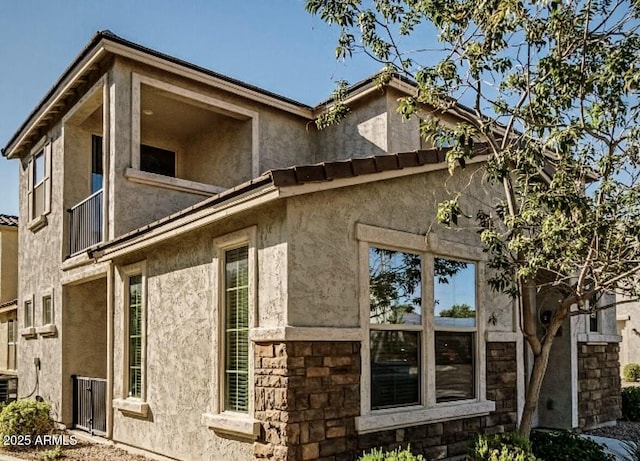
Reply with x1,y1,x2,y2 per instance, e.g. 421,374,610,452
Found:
27,139,52,226
140,144,176,177
91,135,103,194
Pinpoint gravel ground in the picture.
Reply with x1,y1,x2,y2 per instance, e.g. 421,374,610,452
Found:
585,420,640,442
0,434,149,461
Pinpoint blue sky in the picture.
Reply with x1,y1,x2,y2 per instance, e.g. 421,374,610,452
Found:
0,0,388,216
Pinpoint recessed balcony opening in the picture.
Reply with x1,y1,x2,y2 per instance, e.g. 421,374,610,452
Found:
134,78,255,192
64,84,104,256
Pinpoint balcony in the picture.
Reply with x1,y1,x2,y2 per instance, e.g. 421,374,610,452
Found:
68,189,103,256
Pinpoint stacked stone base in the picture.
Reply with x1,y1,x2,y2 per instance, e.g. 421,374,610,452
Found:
252,340,518,460
578,343,622,428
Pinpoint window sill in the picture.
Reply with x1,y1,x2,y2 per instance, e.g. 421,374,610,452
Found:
355,400,496,434
577,333,622,344
19,327,36,338
36,324,57,337
125,168,226,197
201,412,260,440
113,398,149,417
27,215,47,233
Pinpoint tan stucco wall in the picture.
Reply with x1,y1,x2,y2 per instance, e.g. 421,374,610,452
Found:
110,203,286,460
285,164,515,332
0,225,18,305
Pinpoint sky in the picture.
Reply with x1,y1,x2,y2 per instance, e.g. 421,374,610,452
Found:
0,0,389,216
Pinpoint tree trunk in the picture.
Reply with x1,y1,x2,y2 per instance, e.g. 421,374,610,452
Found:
518,314,565,438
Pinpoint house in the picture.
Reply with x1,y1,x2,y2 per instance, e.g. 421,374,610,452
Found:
0,214,18,401
614,298,640,379
1,31,621,460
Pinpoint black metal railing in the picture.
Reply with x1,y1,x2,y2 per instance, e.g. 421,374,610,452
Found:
68,189,103,255
72,376,107,436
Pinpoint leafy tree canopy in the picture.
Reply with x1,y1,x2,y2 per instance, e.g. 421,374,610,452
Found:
307,0,640,437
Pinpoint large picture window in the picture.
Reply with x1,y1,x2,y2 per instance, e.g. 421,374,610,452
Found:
358,224,490,432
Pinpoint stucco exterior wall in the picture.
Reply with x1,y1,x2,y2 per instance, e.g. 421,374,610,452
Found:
315,92,390,162
285,165,515,331
17,123,65,420
0,225,18,305
110,203,286,461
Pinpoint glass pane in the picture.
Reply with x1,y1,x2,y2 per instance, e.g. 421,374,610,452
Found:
34,152,44,184
43,297,52,324
224,246,249,414
128,274,143,397
369,247,421,325
434,258,476,327
140,144,176,177
435,331,475,402
33,183,45,217
24,302,32,328
370,330,420,409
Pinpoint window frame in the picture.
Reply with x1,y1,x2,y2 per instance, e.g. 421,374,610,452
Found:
24,299,34,329
356,224,493,433
27,137,52,227
42,295,53,326
7,319,16,371
201,226,259,439
113,261,149,417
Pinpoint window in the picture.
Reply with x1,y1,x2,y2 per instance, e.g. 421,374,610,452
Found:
91,135,103,193
27,140,51,222
224,246,249,413
201,227,259,439
356,224,492,433
42,296,53,325
24,300,33,328
7,320,16,370
140,144,175,177
128,274,143,398
113,262,149,417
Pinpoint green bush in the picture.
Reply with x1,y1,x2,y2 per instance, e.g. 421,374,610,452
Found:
623,363,640,382
531,431,615,461
359,446,424,460
0,399,55,450
622,386,640,421
469,432,540,461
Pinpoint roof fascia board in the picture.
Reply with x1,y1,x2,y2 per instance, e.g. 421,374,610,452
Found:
92,185,280,261
276,155,488,198
102,41,313,120
5,45,108,159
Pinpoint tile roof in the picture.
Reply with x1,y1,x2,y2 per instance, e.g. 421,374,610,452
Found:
270,145,489,187
0,215,18,227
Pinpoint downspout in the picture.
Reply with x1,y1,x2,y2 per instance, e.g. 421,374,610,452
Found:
106,262,114,439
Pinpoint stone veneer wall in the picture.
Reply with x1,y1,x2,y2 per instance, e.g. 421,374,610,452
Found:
577,342,622,428
254,341,517,461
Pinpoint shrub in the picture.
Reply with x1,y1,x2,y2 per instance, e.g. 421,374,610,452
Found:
359,446,424,460
623,363,640,382
469,432,540,461
622,386,640,421
0,399,55,450
531,431,615,461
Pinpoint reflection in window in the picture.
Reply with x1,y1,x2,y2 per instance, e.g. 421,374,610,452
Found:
434,258,476,327
369,248,421,325
435,331,475,402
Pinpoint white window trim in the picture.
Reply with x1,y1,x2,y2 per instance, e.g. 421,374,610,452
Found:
27,136,52,230
356,223,493,433
202,226,259,439
131,73,261,179
113,260,149,417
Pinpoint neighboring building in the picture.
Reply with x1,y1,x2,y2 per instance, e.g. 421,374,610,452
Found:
0,215,18,401
1,31,621,460
615,297,640,379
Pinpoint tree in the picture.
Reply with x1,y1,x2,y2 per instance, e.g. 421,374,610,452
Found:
306,0,640,438
439,303,476,318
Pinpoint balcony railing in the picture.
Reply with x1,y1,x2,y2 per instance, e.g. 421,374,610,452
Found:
68,189,103,256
